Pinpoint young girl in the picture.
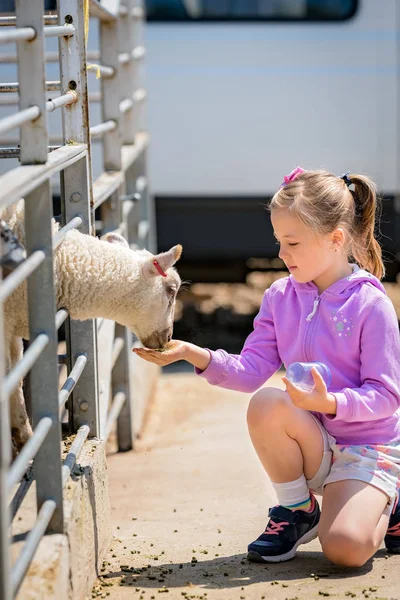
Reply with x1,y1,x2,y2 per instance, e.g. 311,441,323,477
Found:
133,167,400,567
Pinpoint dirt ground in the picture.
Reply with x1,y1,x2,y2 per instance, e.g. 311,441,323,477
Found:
90,372,400,600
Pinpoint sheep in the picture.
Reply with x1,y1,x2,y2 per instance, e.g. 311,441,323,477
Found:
1,200,182,455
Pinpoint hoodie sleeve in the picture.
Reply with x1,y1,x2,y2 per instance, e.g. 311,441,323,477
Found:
194,288,282,393
329,296,400,422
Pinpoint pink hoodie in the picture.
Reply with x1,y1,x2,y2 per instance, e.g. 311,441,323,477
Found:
196,266,400,445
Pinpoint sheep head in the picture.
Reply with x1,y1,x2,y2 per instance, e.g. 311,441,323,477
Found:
103,233,182,349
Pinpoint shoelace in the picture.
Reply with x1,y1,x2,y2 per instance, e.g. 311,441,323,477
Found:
387,522,400,536
264,520,289,535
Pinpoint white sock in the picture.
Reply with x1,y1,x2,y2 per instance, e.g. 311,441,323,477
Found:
271,474,311,510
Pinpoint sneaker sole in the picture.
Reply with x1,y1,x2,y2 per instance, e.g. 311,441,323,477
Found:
247,522,319,563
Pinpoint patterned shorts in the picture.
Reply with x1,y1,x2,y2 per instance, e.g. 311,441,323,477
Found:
306,415,400,510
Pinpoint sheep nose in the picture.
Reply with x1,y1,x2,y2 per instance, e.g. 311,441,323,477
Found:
167,333,172,342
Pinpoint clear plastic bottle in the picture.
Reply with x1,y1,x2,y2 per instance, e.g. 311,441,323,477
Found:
286,362,332,392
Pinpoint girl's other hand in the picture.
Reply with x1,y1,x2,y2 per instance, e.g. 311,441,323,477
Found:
132,339,188,366
282,366,337,414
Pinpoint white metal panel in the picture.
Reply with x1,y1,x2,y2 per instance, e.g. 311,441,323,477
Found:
144,0,399,194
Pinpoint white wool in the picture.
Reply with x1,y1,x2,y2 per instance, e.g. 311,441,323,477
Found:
1,201,182,454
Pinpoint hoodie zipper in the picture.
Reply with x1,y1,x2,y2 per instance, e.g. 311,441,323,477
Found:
306,296,320,321
304,295,320,361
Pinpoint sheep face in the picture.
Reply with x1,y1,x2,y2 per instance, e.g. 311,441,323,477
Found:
104,234,182,349
134,245,182,349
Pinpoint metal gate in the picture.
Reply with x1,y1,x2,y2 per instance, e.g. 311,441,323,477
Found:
0,1,153,597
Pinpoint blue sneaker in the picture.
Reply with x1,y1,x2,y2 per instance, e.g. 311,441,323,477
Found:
247,498,320,563
385,493,400,554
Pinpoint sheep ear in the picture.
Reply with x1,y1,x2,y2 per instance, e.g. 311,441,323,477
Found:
142,244,182,278
102,232,129,248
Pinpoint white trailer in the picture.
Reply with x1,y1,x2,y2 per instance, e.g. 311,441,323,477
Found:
143,0,400,280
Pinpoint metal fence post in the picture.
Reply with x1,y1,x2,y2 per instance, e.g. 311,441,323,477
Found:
99,188,135,450
24,180,64,533
100,9,122,170
0,238,11,600
15,0,47,164
113,323,134,451
118,0,136,145
58,0,100,438
60,157,100,438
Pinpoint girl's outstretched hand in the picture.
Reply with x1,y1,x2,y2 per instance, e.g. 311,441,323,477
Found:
133,339,212,371
282,367,337,414
132,339,188,366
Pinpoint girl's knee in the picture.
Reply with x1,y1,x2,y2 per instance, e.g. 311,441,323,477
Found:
246,387,288,430
319,529,372,568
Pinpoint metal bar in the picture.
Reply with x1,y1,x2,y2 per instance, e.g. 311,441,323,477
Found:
136,174,147,193
119,0,137,145
7,417,52,491
92,170,124,210
0,50,101,64
138,219,150,240
60,154,100,438
100,15,122,170
0,27,35,43
0,146,59,158
0,230,11,599
0,251,45,303
44,25,75,38
53,216,83,250
111,336,124,369
140,148,157,253
89,0,118,21
121,132,149,171
58,354,87,410
115,328,134,448
0,143,87,208
58,0,91,148
118,52,130,65
58,353,68,365
0,81,60,93
123,198,136,220
133,88,147,104
61,425,90,487
0,135,102,145
132,6,144,19
132,46,145,60
56,309,69,330
0,15,58,26
0,92,103,105
0,106,40,136
105,391,126,441
25,181,64,533
46,91,77,113
119,98,134,115
87,64,115,78
16,0,47,164
90,120,116,138
9,465,33,521
11,499,56,597
3,334,49,399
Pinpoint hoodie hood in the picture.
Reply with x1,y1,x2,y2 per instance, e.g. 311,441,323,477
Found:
289,263,386,297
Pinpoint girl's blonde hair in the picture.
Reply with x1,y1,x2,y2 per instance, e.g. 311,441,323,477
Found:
269,170,385,280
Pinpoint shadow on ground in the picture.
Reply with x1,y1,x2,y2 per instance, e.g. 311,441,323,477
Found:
97,550,391,595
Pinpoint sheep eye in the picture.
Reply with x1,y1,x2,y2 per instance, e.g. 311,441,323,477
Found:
166,287,175,296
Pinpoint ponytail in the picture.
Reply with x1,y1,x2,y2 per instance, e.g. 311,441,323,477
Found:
349,174,385,280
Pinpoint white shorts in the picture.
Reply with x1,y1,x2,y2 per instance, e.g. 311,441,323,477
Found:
306,415,400,511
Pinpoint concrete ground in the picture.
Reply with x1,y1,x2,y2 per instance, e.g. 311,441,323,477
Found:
90,371,400,600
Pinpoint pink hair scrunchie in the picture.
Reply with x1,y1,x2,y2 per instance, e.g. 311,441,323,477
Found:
280,166,305,188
